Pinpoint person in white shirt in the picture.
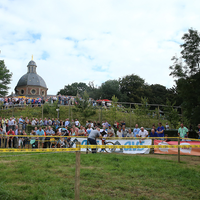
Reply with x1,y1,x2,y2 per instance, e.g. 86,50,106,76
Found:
75,119,80,127
117,126,123,137
138,127,149,138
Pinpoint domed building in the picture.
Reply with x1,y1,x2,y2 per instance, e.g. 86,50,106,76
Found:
15,59,48,97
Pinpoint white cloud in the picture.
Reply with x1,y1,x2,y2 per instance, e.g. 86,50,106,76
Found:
0,0,200,96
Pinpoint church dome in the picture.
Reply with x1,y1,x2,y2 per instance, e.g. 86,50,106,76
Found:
15,59,48,97
16,60,47,88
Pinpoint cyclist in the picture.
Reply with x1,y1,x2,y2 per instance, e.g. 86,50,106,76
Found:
88,128,101,153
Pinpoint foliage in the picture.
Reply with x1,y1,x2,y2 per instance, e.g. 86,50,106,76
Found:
169,28,200,126
0,60,12,97
163,99,180,129
57,82,89,96
74,91,96,121
99,80,121,100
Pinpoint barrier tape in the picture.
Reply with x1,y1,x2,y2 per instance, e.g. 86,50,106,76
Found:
0,144,199,153
78,145,200,149
0,148,79,152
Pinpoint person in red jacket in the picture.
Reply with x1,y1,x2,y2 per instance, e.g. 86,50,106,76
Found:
7,129,15,148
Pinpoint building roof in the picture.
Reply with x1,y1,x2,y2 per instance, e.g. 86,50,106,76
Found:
15,60,47,88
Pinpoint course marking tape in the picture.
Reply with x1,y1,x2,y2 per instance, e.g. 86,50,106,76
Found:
78,145,200,149
0,148,79,152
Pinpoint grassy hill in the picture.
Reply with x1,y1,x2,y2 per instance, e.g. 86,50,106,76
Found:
0,104,169,128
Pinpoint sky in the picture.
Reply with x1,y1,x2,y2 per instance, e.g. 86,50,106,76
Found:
1,0,200,95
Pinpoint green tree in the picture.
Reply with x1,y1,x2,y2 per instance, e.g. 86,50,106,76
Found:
73,91,96,121
57,82,89,96
169,28,200,126
163,99,180,129
99,80,121,100
0,60,12,96
119,74,145,102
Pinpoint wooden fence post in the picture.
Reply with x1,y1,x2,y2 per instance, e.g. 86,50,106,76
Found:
75,142,81,200
178,137,180,163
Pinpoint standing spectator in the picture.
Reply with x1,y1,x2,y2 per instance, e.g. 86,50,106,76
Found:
46,126,54,148
37,127,45,148
126,129,134,137
0,127,6,147
75,119,80,127
117,126,123,137
39,118,43,126
43,118,48,126
7,129,15,148
86,124,93,135
78,126,86,136
18,116,23,130
165,123,169,130
65,118,70,127
178,123,189,140
48,118,52,126
133,124,140,137
107,125,115,137
121,125,128,137
31,118,37,126
157,122,165,138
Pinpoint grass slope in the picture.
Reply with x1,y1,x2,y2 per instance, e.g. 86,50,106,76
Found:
0,153,199,200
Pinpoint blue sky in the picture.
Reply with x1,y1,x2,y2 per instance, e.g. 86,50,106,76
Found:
0,0,200,95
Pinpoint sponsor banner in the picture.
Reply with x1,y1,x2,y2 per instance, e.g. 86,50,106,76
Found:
70,138,152,154
154,140,200,156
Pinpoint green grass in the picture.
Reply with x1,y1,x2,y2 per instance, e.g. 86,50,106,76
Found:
0,152,199,200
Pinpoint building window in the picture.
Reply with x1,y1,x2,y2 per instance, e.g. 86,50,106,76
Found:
42,91,45,96
21,89,24,95
31,89,36,95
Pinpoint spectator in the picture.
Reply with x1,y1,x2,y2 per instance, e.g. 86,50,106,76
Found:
178,123,189,140
65,118,70,127
149,129,158,137
133,124,140,137
107,125,115,137
165,123,169,130
75,119,80,127
164,134,171,142
7,129,15,148
126,129,134,137
37,127,45,148
86,124,93,135
157,122,165,138
31,118,36,126
117,126,123,137
121,125,128,137
78,126,85,136
0,127,6,147
138,127,149,138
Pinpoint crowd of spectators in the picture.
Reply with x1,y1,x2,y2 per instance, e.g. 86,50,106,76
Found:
0,114,197,149
0,115,171,149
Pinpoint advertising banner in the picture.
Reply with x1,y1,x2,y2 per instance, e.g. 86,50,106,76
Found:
154,140,200,156
70,137,152,154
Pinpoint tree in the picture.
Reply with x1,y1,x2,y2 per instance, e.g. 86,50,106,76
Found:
163,99,180,129
57,82,89,96
119,74,146,102
169,28,200,126
73,91,96,121
99,80,121,100
0,60,12,97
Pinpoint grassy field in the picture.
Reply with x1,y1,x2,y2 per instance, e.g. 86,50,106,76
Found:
0,152,199,200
